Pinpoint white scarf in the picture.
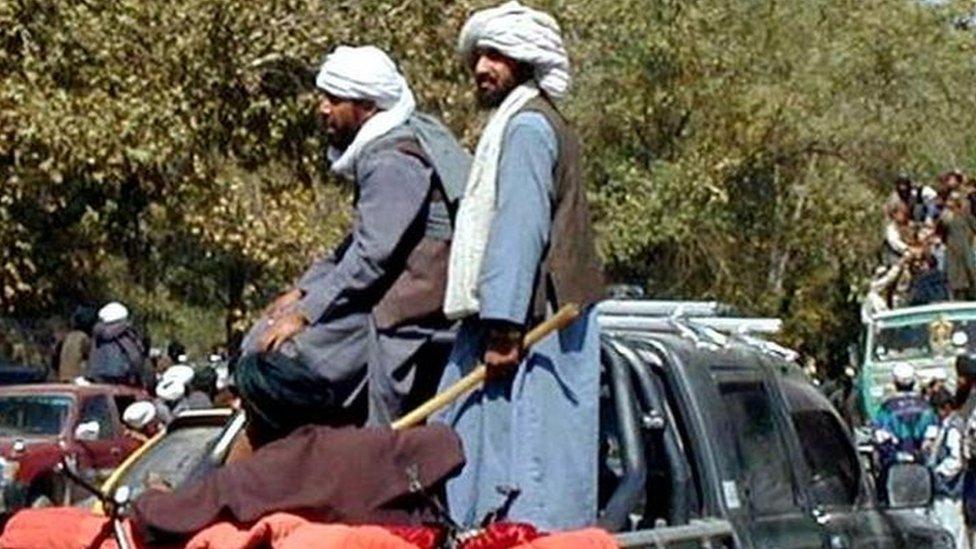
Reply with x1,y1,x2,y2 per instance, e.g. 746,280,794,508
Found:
443,83,540,319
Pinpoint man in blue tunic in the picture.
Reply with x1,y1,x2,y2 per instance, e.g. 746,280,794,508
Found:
238,46,470,443
435,1,605,530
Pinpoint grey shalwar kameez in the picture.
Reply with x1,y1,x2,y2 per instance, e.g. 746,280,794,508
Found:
241,116,469,427
434,112,601,531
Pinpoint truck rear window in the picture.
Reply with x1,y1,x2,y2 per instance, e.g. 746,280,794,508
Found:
718,381,798,515
113,424,223,500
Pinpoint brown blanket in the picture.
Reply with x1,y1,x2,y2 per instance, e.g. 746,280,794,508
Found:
132,424,464,540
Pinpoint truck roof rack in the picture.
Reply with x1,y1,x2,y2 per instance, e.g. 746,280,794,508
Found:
597,300,734,317
597,299,781,335
597,315,782,335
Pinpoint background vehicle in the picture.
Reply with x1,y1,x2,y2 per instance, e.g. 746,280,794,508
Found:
860,302,976,420
0,384,145,515
95,301,951,547
598,301,950,548
0,361,47,386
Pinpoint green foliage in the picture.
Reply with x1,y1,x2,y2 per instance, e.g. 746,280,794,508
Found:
1,0,975,365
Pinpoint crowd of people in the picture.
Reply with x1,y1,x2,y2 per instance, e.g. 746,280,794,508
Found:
49,301,228,426
863,170,976,322
872,361,976,547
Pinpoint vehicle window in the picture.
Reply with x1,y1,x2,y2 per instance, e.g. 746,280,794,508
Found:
0,395,71,436
873,317,976,362
782,380,860,507
872,324,930,362
115,425,224,501
718,380,798,515
79,396,116,440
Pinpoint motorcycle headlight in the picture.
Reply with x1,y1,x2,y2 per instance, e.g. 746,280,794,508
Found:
0,457,20,484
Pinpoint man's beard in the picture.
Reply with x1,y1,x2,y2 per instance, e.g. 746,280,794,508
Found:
327,125,356,151
476,86,509,109
476,77,522,109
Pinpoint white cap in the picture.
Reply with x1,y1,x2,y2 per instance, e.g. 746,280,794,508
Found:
156,378,187,402
122,401,157,430
893,363,916,386
161,365,194,382
156,365,195,402
97,302,128,323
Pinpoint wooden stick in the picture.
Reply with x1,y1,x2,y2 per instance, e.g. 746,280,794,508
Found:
392,304,581,430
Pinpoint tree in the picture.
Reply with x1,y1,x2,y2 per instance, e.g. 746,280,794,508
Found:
1,0,975,364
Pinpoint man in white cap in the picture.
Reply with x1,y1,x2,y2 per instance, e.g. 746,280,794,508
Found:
873,363,937,501
434,1,604,530
237,45,470,441
86,301,148,387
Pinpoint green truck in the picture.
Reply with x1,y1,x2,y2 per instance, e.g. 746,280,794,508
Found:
860,302,976,420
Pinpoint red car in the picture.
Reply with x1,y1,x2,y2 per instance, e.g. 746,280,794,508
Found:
0,384,145,514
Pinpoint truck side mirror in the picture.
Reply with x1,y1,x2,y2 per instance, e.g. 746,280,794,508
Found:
74,420,100,442
886,463,933,508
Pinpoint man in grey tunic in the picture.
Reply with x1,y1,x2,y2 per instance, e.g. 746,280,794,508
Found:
238,45,469,442
434,1,605,530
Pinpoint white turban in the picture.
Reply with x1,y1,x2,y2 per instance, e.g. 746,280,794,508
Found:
458,1,571,99
98,302,128,323
157,365,194,402
316,46,408,109
122,401,157,430
314,45,417,177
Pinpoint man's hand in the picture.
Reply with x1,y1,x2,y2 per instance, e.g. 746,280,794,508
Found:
260,312,308,352
483,325,524,380
264,288,304,319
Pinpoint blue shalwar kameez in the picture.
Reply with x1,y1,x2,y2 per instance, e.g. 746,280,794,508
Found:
434,112,600,531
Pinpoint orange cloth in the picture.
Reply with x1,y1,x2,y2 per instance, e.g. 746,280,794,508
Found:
0,508,616,549
185,512,417,549
0,507,148,549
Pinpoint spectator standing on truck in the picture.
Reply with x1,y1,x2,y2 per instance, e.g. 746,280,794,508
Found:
54,305,97,382
435,1,604,530
86,302,147,388
924,388,967,548
236,45,470,441
939,191,976,301
884,202,916,266
884,174,917,222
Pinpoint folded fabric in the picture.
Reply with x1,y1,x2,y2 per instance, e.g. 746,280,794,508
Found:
0,507,617,549
133,423,464,539
185,512,440,549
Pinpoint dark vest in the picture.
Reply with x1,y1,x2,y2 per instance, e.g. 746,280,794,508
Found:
518,97,605,320
364,130,458,330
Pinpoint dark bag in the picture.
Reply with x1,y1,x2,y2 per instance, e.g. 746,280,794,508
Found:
964,468,976,525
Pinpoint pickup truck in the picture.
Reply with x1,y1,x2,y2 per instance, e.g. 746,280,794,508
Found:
597,305,950,548
0,384,145,515
96,301,952,547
